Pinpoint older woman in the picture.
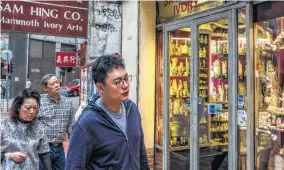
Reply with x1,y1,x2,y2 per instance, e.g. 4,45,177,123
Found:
1,88,51,170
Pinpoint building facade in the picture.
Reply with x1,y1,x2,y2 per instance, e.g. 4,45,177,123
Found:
136,1,284,170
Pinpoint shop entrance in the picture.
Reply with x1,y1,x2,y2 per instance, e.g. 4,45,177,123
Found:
196,17,230,170
160,9,239,170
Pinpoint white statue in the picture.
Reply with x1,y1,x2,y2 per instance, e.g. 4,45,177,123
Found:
222,60,227,78
218,84,224,102
268,70,279,107
213,59,221,78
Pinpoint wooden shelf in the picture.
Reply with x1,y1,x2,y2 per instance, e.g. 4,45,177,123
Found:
211,143,228,146
169,145,190,152
170,76,189,80
211,120,228,123
212,53,228,58
211,36,228,40
210,130,228,132
211,77,228,80
171,55,190,59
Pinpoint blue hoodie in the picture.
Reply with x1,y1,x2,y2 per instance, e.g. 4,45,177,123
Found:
65,98,149,170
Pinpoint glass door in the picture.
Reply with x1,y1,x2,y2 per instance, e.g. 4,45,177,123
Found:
192,11,235,170
161,22,192,170
198,17,229,170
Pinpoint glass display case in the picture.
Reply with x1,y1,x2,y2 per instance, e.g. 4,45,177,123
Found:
168,28,191,150
254,14,284,170
155,27,191,170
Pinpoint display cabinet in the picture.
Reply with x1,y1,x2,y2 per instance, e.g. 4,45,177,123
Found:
254,14,284,170
168,28,191,151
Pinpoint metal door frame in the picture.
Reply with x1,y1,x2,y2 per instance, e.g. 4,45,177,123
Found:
162,20,193,170
161,2,255,170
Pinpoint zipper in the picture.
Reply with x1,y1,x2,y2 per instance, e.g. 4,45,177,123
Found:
99,102,132,142
125,102,133,142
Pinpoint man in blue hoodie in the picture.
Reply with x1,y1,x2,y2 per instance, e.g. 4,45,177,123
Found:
66,55,149,170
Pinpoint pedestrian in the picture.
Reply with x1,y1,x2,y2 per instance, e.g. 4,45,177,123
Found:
1,83,6,99
38,74,75,170
66,55,150,170
0,88,52,170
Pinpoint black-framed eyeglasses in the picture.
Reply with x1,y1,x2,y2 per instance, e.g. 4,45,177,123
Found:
112,75,132,88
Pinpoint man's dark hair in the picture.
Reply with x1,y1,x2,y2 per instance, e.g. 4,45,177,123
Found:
10,88,41,121
92,55,125,84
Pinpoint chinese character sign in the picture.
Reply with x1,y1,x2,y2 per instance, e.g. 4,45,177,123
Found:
56,52,77,67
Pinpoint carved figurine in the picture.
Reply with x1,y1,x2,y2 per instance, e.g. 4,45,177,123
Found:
182,42,189,55
225,84,228,102
169,120,180,137
169,99,173,117
172,79,178,96
177,62,185,76
218,84,224,102
179,104,185,115
173,99,180,115
170,80,174,96
170,39,174,56
222,60,227,78
268,70,279,107
184,59,190,76
183,81,190,97
212,86,217,102
178,80,184,98
170,58,178,76
213,59,221,78
239,61,243,80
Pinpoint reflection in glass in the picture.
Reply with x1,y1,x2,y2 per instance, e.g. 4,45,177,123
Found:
198,18,229,170
254,15,284,170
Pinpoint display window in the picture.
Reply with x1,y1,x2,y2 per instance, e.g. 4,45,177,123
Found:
254,1,284,170
168,27,191,170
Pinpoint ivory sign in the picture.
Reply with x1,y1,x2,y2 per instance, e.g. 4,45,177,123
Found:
0,1,88,38
158,0,224,24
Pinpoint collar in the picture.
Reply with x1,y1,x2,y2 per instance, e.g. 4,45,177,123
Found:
45,94,62,104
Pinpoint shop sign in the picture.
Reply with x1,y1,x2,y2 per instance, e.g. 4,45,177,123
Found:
158,0,224,24
56,52,77,67
0,1,88,38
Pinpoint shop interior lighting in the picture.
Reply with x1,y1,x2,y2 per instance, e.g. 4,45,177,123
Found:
171,37,191,41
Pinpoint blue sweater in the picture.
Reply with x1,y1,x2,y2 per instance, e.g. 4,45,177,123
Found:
65,99,150,170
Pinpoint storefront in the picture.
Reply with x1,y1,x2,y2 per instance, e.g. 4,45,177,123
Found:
153,1,284,170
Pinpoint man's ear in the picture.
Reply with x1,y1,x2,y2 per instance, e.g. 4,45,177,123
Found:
42,86,48,92
96,83,104,94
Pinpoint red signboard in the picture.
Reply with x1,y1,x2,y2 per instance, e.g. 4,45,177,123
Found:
0,1,88,38
56,52,77,67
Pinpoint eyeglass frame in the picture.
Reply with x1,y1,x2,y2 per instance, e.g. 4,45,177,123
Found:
112,75,132,88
